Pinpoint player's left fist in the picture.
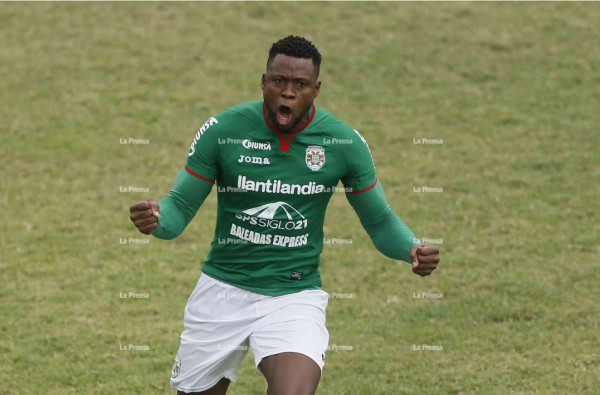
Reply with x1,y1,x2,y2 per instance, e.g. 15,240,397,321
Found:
410,245,440,277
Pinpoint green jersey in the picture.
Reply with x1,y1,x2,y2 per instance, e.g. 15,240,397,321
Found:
185,101,377,296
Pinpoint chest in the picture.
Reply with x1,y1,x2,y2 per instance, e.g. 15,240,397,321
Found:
217,127,344,189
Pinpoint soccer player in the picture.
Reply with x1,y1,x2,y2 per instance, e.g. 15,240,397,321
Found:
129,35,440,395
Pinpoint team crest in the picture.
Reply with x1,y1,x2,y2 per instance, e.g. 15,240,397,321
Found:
305,145,325,171
171,354,181,378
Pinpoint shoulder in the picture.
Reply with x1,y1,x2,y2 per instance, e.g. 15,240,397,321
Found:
219,100,264,123
312,107,345,129
190,101,262,142
196,101,263,131
313,107,373,151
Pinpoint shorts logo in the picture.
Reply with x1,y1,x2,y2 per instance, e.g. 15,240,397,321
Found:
305,145,325,171
171,354,181,379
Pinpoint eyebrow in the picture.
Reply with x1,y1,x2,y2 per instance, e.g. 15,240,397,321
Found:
270,74,311,83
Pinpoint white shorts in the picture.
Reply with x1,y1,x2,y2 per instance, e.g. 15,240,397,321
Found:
170,273,329,393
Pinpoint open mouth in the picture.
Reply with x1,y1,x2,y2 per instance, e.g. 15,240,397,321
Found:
277,105,293,127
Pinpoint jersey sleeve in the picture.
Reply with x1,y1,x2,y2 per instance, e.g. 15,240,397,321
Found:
340,128,378,194
152,167,214,240
185,115,223,182
346,181,417,263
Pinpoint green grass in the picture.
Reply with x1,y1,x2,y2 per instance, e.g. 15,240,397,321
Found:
1,2,599,394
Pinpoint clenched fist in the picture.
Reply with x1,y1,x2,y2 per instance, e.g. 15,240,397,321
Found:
410,245,440,277
129,200,160,234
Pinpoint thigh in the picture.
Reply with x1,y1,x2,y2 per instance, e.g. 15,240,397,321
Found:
250,290,329,395
176,377,231,395
171,274,255,393
259,352,321,395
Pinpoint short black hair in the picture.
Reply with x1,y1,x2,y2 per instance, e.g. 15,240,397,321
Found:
267,35,322,77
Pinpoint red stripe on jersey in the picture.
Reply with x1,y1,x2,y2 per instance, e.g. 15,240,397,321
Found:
184,165,215,183
263,102,316,153
349,178,378,194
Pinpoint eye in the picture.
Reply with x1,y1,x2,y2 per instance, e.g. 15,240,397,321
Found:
296,80,308,88
273,78,284,85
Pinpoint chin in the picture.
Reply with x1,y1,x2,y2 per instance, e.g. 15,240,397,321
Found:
277,124,295,133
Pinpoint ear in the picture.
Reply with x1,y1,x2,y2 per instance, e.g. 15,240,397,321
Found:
314,80,321,98
261,73,266,91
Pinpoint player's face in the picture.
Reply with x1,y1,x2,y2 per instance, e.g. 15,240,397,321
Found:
262,54,321,133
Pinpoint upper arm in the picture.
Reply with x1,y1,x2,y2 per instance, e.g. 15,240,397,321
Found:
338,128,393,225
186,115,222,181
340,128,377,194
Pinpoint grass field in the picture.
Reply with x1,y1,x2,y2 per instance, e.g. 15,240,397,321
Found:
1,2,599,394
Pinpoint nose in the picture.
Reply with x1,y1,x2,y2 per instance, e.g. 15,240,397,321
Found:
281,82,295,99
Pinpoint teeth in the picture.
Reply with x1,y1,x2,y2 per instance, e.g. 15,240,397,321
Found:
277,107,292,126
279,108,291,119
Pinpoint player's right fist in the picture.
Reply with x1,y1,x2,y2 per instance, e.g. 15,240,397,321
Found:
129,200,160,234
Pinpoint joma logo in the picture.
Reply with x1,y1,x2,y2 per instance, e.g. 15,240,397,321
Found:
238,155,271,165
